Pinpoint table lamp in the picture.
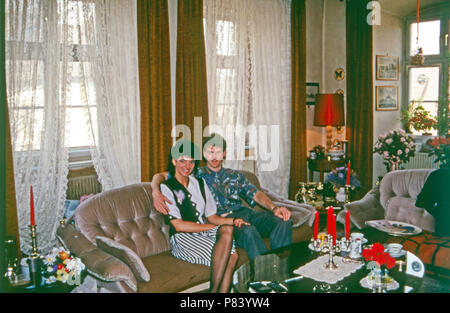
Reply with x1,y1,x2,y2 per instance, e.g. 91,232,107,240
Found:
313,93,345,152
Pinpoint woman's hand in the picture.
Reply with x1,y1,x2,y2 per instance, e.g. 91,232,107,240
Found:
152,189,172,215
232,218,250,228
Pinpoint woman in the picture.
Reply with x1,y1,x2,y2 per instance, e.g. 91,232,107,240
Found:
160,140,249,293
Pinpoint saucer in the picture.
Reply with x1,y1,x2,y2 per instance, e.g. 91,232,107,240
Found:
387,249,406,258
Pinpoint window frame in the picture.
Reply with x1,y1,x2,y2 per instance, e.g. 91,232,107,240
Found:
403,3,450,136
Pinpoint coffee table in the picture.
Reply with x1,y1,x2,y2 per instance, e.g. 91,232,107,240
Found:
232,235,425,293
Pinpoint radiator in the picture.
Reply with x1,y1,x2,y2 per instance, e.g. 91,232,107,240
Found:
403,152,439,170
66,167,102,200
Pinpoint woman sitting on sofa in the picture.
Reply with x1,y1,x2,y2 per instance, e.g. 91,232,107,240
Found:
161,140,249,293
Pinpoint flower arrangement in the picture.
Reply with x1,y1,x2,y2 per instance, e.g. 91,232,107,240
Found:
408,105,437,134
362,243,396,270
42,247,85,285
427,136,450,169
325,166,361,188
373,129,416,172
311,145,325,160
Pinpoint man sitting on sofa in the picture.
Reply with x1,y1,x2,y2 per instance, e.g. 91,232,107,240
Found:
151,133,292,260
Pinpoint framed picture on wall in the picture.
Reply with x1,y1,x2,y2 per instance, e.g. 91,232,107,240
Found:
376,86,398,111
306,82,319,105
376,55,399,80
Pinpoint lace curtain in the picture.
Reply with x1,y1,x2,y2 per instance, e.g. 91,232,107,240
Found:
5,0,140,254
204,0,291,197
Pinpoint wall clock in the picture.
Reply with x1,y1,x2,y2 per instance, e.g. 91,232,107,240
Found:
334,68,345,81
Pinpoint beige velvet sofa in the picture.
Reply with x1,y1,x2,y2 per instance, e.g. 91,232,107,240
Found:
337,169,450,276
56,171,315,293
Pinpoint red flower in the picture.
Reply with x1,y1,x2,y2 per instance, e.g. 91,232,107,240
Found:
57,264,63,270
362,242,396,269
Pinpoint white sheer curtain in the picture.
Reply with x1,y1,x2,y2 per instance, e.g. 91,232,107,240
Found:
6,0,140,255
204,0,291,197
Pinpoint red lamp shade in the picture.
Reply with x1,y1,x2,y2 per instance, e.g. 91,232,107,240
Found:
313,94,345,127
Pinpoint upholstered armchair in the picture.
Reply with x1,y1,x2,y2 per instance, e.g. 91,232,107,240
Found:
337,169,450,275
337,169,435,232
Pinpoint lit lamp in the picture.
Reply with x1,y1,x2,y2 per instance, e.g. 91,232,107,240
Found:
314,93,345,152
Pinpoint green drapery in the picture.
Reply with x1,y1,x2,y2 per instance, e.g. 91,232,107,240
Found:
289,0,307,199
346,0,374,193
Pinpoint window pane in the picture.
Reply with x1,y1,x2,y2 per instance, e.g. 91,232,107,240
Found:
13,108,44,151
215,68,236,125
65,107,97,148
408,66,440,102
410,20,440,55
216,20,236,56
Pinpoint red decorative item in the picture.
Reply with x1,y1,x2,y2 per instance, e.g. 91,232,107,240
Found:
345,210,350,240
362,243,396,269
346,160,351,186
313,211,319,241
30,186,35,226
332,214,336,246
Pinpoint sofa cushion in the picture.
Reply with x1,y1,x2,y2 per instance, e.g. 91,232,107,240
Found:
137,250,210,293
56,224,138,292
96,236,150,282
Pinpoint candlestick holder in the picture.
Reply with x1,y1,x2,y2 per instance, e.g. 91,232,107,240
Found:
310,234,343,271
344,185,351,204
27,224,42,288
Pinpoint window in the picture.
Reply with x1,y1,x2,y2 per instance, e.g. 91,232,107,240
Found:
405,4,450,136
6,0,98,165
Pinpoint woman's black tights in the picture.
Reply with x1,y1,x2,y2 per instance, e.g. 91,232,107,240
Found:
209,225,238,293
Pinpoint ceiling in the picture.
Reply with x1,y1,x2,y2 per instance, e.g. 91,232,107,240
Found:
378,0,448,17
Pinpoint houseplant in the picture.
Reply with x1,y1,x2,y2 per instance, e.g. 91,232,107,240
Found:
427,136,450,169
407,105,437,135
373,129,416,172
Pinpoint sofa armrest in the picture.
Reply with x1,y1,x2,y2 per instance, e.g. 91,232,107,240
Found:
336,185,385,229
56,224,138,292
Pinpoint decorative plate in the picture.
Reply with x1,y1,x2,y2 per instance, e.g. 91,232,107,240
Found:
365,220,422,236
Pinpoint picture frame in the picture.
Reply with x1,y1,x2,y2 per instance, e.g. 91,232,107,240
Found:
376,55,399,81
306,82,319,105
376,86,398,111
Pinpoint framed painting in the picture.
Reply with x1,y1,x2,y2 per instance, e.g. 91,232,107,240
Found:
376,86,398,111
376,55,399,81
306,82,319,105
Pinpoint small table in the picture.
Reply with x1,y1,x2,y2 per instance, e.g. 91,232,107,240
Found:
232,231,429,293
307,158,346,182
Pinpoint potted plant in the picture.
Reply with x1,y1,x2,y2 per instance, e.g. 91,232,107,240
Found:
373,129,416,172
427,136,450,169
408,105,437,135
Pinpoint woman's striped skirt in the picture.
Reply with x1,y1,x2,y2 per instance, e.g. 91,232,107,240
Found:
170,225,236,267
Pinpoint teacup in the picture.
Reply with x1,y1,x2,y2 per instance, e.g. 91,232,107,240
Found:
350,232,364,241
386,243,403,255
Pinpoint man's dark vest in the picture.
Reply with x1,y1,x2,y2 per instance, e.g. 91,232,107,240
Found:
162,176,207,236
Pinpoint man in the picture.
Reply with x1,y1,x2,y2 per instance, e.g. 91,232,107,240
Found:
151,133,292,260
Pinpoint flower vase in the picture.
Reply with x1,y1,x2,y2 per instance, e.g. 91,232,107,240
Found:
368,267,392,293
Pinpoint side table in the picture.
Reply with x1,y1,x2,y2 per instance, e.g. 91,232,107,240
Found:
307,158,346,182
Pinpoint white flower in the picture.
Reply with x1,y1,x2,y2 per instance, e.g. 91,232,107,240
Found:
386,138,393,144
47,266,54,273
405,148,410,153
397,150,403,155
43,255,56,265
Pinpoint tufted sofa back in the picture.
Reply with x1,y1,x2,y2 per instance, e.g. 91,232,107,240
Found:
74,183,171,259
380,169,435,232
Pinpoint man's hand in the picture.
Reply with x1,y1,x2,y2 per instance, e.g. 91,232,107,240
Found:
273,206,291,221
152,189,172,215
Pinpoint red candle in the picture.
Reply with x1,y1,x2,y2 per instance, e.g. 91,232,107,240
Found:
327,206,333,234
346,160,351,186
332,214,336,246
345,210,350,240
30,186,35,226
313,211,319,240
